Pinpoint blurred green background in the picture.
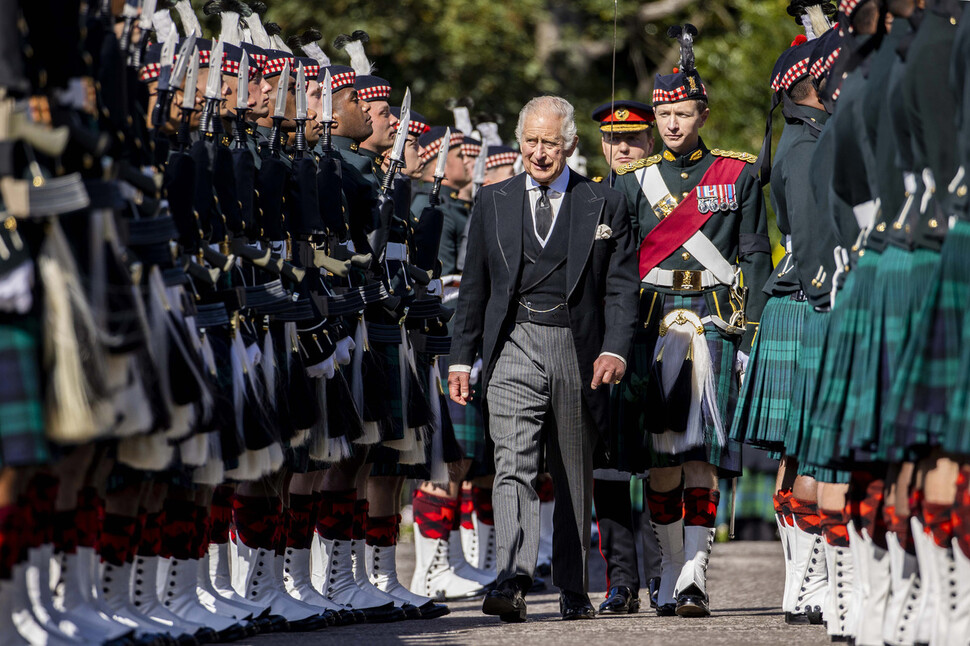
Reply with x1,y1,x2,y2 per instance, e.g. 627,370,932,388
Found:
233,0,803,181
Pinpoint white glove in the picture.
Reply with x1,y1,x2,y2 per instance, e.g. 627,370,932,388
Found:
469,357,484,386
736,351,749,376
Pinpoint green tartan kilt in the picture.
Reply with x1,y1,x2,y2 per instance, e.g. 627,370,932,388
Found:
439,358,487,464
844,247,937,463
788,308,830,468
730,295,809,452
0,315,50,469
615,288,742,477
884,225,968,458
810,254,878,450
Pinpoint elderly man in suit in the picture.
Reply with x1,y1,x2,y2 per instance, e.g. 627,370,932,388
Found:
447,95,639,622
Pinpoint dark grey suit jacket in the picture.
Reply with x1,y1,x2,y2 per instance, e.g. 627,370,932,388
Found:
449,171,639,435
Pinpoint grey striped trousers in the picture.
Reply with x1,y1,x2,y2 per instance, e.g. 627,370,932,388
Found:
486,322,595,595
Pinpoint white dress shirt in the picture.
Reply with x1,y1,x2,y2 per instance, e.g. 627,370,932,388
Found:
525,166,570,247
450,167,626,374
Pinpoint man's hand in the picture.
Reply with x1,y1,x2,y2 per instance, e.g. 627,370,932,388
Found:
591,354,626,390
449,371,472,405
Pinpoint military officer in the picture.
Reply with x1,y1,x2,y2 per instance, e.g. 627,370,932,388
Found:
587,98,662,615
612,25,770,618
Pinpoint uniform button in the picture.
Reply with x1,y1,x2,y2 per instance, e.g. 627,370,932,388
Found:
682,252,690,260
682,192,689,198
680,172,689,179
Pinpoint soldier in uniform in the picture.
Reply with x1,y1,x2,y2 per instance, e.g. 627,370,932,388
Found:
409,126,496,601
612,26,770,618
587,99,663,615
483,145,520,186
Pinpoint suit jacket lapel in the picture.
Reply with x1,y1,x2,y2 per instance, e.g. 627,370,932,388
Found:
566,178,604,297
493,174,526,292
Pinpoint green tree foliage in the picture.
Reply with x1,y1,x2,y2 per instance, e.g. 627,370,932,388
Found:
250,0,804,180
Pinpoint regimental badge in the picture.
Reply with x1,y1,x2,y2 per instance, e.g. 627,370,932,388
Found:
614,108,630,121
696,184,738,214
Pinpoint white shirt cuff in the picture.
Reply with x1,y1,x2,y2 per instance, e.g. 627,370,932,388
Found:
598,352,627,367
449,364,472,373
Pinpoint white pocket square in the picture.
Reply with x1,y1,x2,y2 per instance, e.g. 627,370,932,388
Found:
595,224,613,240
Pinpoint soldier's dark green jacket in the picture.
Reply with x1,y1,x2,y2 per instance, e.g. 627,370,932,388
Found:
866,22,911,249
952,1,970,218
411,186,471,277
333,135,378,253
613,139,770,352
768,104,833,308
902,4,960,233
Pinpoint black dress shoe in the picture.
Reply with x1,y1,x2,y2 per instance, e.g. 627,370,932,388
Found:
482,581,527,623
675,584,711,617
417,600,451,620
647,577,661,609
656,603,676,617
560,591,596,620
599,586,640,614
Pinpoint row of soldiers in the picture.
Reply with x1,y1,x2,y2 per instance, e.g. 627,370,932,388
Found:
0,1,531,643
731,0,970,645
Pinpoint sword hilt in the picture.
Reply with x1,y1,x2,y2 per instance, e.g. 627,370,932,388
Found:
151,89,172,129
268,117,285,157
119,17,137,63
177,109,193,150
380,160,401,194
293,119,307,159
232,110,249,149
429,178,443,206
320,121,333,153
207,99,224,135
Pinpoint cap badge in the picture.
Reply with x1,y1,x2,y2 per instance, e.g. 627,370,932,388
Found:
614,109,630,121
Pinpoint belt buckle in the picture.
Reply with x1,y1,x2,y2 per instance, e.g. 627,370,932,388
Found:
672,269,701,291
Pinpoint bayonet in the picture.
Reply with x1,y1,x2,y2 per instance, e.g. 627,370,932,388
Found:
170,32,196,93
293,63,308,158
232,50,250,149
268,59,290,157
150,28,178,128
380,88,411,194
200,39,225,135
471,142,489,200
177,46,200,150
429,126,450,206
119,0,141,61
320,70,333,152
132,0,157,68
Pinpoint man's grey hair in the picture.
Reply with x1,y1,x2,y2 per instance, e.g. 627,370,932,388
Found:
514,95,578,146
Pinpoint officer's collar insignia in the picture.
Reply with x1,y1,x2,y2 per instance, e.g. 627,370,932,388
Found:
663,150,676,162
350,142,359,152
689,149,703,162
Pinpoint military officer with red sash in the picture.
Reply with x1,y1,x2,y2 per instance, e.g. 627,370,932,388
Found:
611,24,771,618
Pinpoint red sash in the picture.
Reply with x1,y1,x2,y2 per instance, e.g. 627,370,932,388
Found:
637,156,748,279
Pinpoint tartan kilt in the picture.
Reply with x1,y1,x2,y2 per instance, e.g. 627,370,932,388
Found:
369,339,403,444
620,289,742,477
841,248,913,462
0,315,50,468
811,254,878,446
886,228,967,458
844,247,934,462
730,295,809,452
789,308,830,466
439,358,487,464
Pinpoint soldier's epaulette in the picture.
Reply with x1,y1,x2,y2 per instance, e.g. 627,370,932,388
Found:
591,176,603,183
710,148,758,164
615,153,662,176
